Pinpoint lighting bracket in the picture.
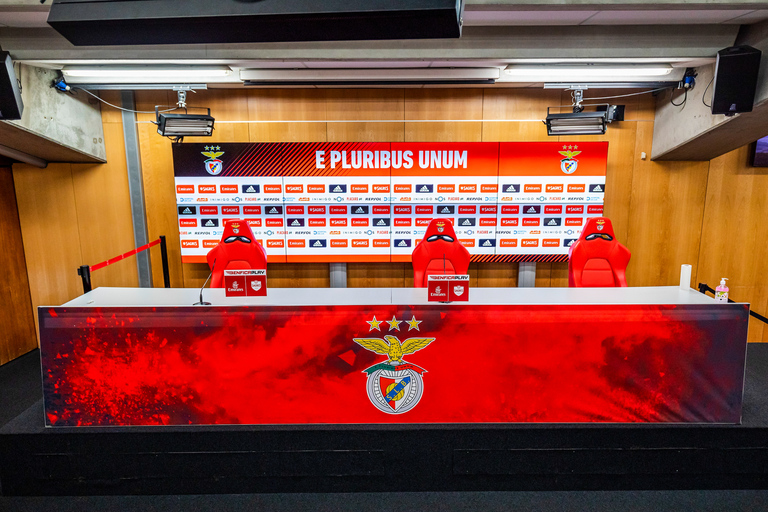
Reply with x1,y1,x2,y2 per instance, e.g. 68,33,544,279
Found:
154,104,214,142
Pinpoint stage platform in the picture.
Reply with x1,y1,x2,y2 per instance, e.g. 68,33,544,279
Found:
2,344,768,496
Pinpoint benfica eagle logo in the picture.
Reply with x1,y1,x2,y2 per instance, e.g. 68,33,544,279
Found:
354,315,434,414
202,146,224,176
558,146,581,175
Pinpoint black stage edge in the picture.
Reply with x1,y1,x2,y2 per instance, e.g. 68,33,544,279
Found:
2,345,768,496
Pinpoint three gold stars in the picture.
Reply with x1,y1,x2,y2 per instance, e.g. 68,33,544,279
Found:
367,315,422,332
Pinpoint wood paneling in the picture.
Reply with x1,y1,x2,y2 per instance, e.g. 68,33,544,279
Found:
136,123,182,288
535,263,553,288
13,163,85,340
476,262,518,287
482,88,559,142
71,122,139,289
97,90,124,125
186,89,251,144
563,122,638,245
348,263,407,288
267,263,330,288
405,89,483,141
326,90,405,141
625,122,709,287
248,89,327,142
0,167,37,365
698,145,768,341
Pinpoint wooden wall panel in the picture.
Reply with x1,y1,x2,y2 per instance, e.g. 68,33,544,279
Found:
247,89,327,142
267,263,330,288
482,88,559,142
625,123,709,287
698,145,768,341
405,89,483,141
136,122,182,287
0,167,37,365
185,89,251,144
134,91,185,288
476,262,518,287
348,263,407,288
70,121,139,289
326,90,405,144
13,163,85,340
564,122,638,246
535,264,553,287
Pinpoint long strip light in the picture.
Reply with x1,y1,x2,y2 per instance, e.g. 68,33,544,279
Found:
240,68,501,83
62,66,234,84
503,64,676,81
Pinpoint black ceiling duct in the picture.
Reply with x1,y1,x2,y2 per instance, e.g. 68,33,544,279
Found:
47,0,464,46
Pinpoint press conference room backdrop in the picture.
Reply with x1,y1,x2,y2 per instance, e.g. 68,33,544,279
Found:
6,86,768,364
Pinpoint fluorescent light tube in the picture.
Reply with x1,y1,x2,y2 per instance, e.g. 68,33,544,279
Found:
504,64,676,82
62,66,234,84
240,68,500,82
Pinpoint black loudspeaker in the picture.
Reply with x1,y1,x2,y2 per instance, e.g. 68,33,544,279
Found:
711,45,762,116
0,52,23,120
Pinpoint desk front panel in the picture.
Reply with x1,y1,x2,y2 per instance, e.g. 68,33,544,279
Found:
40,303,748,426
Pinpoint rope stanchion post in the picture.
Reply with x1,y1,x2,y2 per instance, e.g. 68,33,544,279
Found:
160,235,171,288
77,265,92,294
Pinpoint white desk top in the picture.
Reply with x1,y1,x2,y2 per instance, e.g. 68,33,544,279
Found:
58,286,723,308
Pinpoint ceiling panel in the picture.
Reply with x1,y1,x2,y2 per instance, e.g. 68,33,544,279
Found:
0,11,48,27
463,10,598,26
582,10,754,25
722,10,768,24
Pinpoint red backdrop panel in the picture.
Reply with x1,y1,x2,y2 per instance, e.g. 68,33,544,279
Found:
40,304,748,426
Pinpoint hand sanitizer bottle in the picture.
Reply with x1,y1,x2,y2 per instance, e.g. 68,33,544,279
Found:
715,278,729,303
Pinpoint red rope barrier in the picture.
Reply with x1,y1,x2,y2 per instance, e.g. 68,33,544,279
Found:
90,238,162,272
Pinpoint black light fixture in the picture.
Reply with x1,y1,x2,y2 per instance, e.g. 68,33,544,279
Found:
545,109,608,136
544,88,618,136
156,110,215,139
155,89,214,141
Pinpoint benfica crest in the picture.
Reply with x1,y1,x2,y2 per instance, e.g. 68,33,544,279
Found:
354,316,434,414
558,147,581,175
202,146,224,176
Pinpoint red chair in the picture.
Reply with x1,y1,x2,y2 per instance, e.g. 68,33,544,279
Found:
568,217,630,287
412,218,470,288
206,219,267,288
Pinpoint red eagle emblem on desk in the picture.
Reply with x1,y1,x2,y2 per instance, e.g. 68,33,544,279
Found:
354,317,434,414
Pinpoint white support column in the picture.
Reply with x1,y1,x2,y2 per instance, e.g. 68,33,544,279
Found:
330,262,347,288
518,262,536,288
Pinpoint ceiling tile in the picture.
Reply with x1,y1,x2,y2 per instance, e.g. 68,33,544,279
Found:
0,11,49,27
582,9,754,25
722,10,768,24
463,10,599,26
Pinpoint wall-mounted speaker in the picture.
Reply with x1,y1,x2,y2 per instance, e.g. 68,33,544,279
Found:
0,52,24,120
711,45,762,116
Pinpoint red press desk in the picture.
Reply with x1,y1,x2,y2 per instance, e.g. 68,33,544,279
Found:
40,286,749,426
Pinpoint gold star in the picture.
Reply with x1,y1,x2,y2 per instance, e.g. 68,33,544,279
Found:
204,146,210,151
562,145,567,150
568,145,573,150
387,316,402,331
573,145,578,149
406,316,422,331
215,146,221,151
367,316,382,332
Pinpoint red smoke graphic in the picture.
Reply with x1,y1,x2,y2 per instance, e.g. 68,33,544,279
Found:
40,304,747,426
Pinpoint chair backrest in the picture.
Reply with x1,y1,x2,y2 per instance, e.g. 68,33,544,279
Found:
206,219,267,288
411,219,470,288
568,217,630,287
